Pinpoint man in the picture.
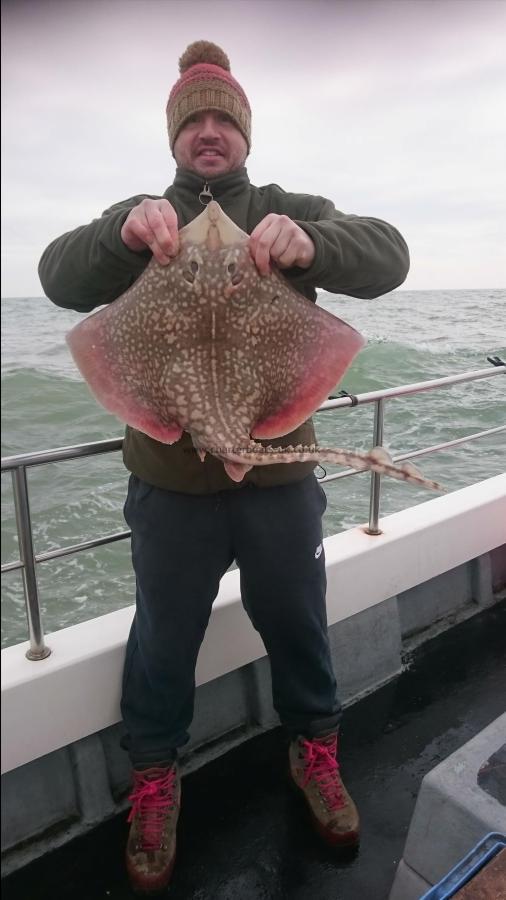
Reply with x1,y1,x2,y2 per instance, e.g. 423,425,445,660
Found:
39,40,409,896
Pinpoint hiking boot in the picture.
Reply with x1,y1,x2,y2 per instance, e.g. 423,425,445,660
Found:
125,764,180,895
289,733,360,848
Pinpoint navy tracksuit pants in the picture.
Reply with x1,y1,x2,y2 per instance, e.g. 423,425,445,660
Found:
120,473,342,766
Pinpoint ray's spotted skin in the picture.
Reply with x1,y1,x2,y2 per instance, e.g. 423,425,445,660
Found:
67,202,444,493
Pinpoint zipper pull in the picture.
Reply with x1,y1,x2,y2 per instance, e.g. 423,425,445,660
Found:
199,182,214,206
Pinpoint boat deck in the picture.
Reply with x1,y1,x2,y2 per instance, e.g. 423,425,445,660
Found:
3,601,505,900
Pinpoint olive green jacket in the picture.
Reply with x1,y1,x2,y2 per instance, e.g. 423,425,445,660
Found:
39,167,409,493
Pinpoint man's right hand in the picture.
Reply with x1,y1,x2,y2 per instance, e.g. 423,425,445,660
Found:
121,199,179,265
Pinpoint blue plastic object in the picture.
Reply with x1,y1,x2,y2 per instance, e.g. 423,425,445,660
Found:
420,832,506,899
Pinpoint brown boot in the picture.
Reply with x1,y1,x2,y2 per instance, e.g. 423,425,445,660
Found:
125,764,180,895
289,733,360,848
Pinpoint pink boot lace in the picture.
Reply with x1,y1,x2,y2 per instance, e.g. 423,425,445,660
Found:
127,768,178,851
300,735,345,812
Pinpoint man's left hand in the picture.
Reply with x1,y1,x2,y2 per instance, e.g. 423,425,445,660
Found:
249,215,315,276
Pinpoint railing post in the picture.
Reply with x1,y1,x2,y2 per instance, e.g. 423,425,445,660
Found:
365,398,384,535
11,467,51,660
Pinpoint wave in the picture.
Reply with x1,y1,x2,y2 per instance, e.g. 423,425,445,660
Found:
1,368,120,457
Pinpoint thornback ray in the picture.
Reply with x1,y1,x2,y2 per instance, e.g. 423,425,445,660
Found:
66,200,445,492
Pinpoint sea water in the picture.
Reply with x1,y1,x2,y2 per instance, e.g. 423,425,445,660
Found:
1,290,505,648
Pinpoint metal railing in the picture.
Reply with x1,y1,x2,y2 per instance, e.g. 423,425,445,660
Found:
2,362,505,661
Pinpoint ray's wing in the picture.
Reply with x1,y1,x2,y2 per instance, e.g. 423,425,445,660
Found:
246,268,366,439
66,257,194,444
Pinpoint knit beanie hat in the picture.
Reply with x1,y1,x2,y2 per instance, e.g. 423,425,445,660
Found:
166,40,251,152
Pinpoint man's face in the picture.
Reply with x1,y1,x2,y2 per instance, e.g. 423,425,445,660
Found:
173,111,248,178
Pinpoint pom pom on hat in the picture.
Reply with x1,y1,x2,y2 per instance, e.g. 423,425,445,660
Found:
166,40,251,152
178,41,231,73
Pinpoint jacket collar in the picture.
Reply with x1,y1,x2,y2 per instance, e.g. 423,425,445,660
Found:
171,166,250,201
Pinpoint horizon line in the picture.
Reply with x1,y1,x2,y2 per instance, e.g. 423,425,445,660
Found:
2,287,505,301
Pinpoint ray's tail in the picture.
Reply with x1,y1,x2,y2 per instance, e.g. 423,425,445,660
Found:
219,443,446,491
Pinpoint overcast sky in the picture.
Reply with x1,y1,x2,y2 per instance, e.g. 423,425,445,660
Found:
2,0,505,296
